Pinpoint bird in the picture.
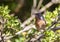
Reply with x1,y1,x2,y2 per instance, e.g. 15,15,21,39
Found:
35,13,46,31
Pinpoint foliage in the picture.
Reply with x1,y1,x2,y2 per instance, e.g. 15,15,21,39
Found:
41,6,60,42
41,30,60,42
0,4,60,42
0,6,21,36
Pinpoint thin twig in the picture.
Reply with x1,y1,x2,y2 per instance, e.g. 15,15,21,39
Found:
37,0,43,10
33,0,37,8
31,0,37,15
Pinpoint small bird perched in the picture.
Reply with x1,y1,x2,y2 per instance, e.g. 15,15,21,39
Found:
35,13,46,31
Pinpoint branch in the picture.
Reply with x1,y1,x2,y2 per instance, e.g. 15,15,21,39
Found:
31,0,37,16
30,26,60,42
30,20,59,42
32,0,37,8
21,1,53,28
20,0,60,28
0,16,5,42
39,2,53,13
13,0,60,28
51,26,60,31
21,0,60,28
21,15,35,28
21,0,37,28
51,0,60,4
37,0,43,10
4,24,36,40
